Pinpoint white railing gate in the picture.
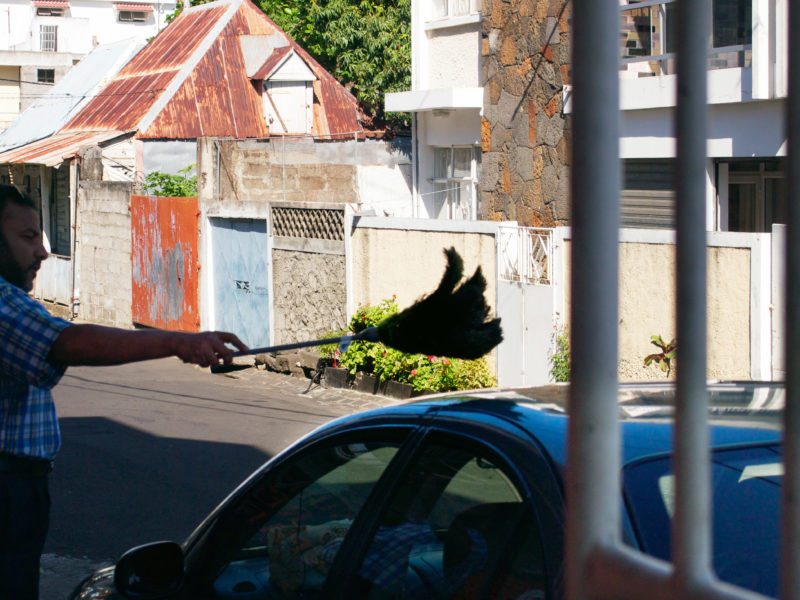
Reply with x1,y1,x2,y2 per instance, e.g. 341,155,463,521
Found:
567,3,799,600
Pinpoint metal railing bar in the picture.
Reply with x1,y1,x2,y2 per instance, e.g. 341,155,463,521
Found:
781,0,800,598
672,0,712,585
621,45,751,65
565,0,620,599
590,546,772,600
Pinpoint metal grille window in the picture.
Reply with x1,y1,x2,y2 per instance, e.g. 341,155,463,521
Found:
39,25,57,52
271,206,344,241
431,146,480,220
36,7,63,16
431,0,480,19
118,10,147,21
37,69,54,84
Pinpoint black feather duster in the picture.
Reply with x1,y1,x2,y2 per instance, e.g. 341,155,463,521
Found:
229,247,503,361
374,247,503,359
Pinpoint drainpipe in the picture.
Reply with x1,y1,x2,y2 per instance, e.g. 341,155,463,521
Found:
69,158,80,318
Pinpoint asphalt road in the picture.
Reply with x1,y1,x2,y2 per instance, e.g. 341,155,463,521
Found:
40,358,396,599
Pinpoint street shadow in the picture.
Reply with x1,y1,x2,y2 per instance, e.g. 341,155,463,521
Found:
46,416,273,562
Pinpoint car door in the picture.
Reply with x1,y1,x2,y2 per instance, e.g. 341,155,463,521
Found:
324,419,565,600
182,426,422,599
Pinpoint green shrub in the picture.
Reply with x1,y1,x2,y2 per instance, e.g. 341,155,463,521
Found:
549,325,571,383
320,296,496,393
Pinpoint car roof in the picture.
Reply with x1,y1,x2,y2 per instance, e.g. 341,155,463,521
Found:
340,381,783,469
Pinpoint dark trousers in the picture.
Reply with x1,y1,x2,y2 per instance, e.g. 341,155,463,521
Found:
0,472,50,600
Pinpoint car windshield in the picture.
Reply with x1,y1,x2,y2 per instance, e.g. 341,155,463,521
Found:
623,444,781,597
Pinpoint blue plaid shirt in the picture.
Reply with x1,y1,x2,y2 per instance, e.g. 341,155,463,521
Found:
0,276,71,459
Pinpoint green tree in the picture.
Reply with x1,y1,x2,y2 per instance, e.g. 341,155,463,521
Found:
143,164,197,197
257,0,410,128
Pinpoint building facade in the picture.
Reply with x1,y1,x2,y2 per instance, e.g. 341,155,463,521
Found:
0,0,176,129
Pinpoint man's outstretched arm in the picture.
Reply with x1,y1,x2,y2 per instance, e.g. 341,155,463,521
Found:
48,324,249,368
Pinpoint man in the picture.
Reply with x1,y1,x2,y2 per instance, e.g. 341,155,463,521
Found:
0,184,247,598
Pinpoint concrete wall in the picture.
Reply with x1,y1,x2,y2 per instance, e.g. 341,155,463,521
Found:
350,217,498,315
199,137,411,214
75,180,134,327
553,228,771,382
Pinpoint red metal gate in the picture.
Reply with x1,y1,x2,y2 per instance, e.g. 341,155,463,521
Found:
131,195,199,332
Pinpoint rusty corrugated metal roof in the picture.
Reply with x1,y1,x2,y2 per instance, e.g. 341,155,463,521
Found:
56,0,361,140
251,46,291,80
113,2,153,10
0,131,129,167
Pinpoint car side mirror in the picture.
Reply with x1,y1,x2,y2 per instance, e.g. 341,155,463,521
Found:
114,541,184,599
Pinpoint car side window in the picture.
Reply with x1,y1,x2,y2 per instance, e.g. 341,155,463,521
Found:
209,436,405,600
349,437,548,600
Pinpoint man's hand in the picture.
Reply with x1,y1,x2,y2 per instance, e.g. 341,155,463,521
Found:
171,331,248,367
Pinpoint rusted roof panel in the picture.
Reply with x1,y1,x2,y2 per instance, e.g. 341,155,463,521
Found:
33,0,69,7
0,131,128,167
113,2,153,10
251,46,291,80
60,0,359,141
140,33,268,138
121,6,226,73
235,0,275,36
62,7,226,132
64,71,176,131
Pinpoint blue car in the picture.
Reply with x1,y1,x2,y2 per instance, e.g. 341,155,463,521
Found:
72,382,783,600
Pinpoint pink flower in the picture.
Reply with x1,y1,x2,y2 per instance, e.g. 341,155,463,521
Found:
427,355,434,362
410,369,417,376
382,352,386,357
443,358,450,365
392,294,397,299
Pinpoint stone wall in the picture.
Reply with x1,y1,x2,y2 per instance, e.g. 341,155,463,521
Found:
75,180,134,327
481,0,571,227
271,249,347,344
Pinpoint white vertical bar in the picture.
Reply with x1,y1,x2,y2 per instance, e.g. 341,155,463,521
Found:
781,2,800,599
753,0,772,100
565,1,620,600
673,0,711,584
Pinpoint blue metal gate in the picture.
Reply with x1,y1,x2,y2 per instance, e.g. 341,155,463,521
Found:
209,218,269,348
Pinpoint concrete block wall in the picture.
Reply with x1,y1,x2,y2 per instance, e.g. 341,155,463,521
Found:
199,137,411,213
481,0,571,227
75,181,134,327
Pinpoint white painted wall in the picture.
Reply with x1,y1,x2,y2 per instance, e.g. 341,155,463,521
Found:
621,99,786,159
0,64,18,128
426,25,480,89
356,164,413,218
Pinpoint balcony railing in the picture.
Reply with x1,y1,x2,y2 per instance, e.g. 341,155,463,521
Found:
620,0,752,77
